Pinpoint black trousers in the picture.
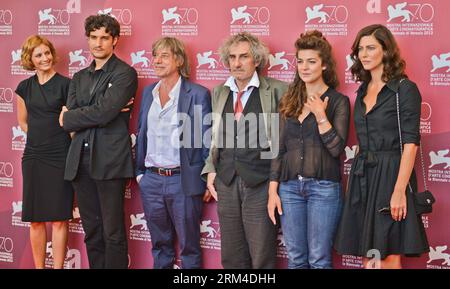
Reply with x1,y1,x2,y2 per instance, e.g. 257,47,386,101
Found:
72,146,128,269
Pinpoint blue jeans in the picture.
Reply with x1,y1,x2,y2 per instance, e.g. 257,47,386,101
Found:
139,170,203,269
279,176,343,269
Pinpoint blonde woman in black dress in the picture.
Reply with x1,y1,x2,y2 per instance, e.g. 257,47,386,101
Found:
16,35,73,269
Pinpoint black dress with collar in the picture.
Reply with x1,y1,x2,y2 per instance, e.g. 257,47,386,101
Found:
334,78,429,258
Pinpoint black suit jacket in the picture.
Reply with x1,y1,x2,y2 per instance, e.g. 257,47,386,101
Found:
63,54,138,181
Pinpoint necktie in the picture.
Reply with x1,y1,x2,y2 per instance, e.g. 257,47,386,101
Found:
234,90,244,121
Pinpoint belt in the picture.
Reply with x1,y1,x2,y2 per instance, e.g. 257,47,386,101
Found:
149,166,180,176
350,150,398,207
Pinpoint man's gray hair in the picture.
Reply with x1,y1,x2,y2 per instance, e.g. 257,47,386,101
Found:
219,32,269,72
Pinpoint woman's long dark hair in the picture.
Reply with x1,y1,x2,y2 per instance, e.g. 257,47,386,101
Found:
350,24,407,83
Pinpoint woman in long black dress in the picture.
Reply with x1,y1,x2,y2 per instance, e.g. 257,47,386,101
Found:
334,24,429,268
16,35,73,269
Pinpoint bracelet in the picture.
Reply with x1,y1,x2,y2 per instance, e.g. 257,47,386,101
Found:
317,118,328,124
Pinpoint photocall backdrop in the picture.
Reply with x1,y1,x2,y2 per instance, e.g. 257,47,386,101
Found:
0,0,449,269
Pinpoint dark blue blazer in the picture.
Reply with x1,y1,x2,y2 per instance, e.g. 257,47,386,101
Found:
135,77,212,196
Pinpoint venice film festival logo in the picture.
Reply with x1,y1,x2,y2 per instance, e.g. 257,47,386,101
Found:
11,125,26,151
129,50,156,79
304,3,348,36
68,49,93,77
344,54,356,84
0,161,13,188
124,177,133,199
98,7,133,36
267,51,296,83
45,242,81,269
69,207,84,234
0,87,14,113
199,219,221,250
430,151,450,168
195,50,229,81
11,200,30,228
428,147,450,183
0,236,14,263
229,5,270,36
342,254,364,268
129,213,151,242
429,51,450,87
420,102,432,134
385,2,434,36
427,245,450,269
0,8,12,35
161,6,198,36
37,7,71,36
343,145,357,175
10,49,35,76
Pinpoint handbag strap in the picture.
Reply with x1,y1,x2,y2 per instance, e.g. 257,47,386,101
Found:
395,79,428,193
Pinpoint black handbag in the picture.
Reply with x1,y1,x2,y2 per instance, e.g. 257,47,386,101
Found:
396,79,436,215
413,190,435,214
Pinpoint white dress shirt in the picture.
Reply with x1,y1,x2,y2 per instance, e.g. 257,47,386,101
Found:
144,77,182,169
224,71,260,110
